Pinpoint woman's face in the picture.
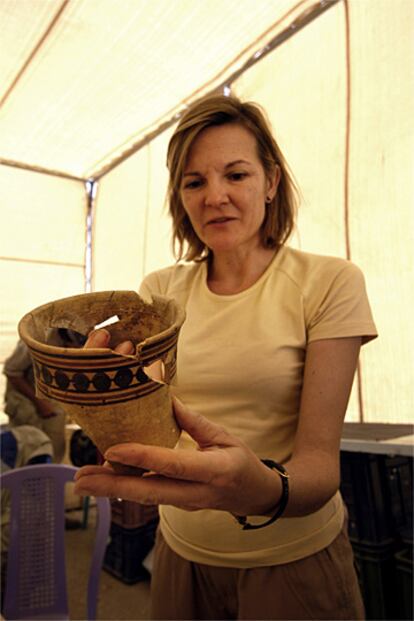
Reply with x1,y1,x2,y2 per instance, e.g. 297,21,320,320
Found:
180,123,278,256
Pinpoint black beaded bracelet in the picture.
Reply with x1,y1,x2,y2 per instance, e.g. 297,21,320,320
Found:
233,459,289,531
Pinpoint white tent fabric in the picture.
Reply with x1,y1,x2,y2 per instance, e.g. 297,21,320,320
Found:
0,165,86,381
92,126,176,292
0,0,312,179
1,0,413,424
232,0,414,423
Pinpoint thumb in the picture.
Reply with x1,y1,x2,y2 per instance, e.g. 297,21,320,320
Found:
172,396,232,449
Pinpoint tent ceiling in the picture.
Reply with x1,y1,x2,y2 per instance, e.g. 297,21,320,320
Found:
0,0,334,181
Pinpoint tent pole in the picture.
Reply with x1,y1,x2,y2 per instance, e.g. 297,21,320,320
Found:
84,180,97,293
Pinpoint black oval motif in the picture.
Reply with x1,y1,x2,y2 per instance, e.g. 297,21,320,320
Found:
92,372,111,392
41,366,53,385
136,367,150,384
55,371,70,390
73,373,90,392
114,368,133,388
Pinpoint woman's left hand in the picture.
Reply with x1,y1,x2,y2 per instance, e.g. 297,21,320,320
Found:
74,396,281,517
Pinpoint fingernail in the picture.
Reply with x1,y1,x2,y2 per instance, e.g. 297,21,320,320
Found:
104,450,119,460
86,329,110,348
116,340,134,355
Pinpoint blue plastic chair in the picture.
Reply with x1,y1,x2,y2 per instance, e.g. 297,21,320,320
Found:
1,464,111,620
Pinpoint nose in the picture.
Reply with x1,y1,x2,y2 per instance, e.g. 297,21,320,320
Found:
203,178,229,207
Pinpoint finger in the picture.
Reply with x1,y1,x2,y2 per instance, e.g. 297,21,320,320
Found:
74,469,208,509
104,441,230,483
74,464,114,480
85,329,111,348
114,340,134,355
172,397,234,449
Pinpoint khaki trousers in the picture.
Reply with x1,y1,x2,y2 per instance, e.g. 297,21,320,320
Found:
150,520,365,620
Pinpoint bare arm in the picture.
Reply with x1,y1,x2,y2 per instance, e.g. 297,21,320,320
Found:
281,336,361,516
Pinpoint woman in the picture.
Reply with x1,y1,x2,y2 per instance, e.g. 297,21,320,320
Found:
75,95,377,620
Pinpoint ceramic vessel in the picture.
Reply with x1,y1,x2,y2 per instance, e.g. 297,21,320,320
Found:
18,290,186,475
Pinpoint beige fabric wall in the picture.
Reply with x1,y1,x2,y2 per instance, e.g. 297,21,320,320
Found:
1,0,297,179
92,146,149,292
233,0,414,423
0,165,87,405
347,0,414,424
92,126,176,291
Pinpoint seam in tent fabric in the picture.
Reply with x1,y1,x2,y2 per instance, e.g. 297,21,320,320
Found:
0,158,85,183
0,0,69,109
0,256,84,269
343,0,364,424
343,0,352,264
142,145,152,279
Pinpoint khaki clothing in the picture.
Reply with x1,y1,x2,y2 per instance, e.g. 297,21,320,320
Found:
3,340,66,462
150,519,365,620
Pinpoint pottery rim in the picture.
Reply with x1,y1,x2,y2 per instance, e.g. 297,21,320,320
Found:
18,290,186,359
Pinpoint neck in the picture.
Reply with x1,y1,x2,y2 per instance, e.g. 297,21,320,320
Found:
207,246,277,295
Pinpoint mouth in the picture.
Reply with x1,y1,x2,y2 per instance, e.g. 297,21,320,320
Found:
206,216,236,226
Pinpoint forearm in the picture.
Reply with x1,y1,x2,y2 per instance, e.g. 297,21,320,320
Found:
270,452,339,518
72,397,341,519
7,375,38,403
272,338,361,518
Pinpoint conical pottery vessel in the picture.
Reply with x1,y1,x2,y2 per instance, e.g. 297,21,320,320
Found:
18,290,186,475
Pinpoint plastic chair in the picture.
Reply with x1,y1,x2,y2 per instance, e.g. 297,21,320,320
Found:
1,464,111,620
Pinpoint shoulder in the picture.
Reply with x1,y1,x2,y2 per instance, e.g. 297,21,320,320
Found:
278,248,376,342
139,261,202,305
277,246,365,293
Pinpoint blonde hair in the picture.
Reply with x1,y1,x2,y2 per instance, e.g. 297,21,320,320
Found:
167,94,298,261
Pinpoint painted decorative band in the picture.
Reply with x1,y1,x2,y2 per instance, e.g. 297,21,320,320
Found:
36,379,163,406
33,360,154,394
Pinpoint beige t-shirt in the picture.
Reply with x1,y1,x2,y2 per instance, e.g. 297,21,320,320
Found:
139,246,377,567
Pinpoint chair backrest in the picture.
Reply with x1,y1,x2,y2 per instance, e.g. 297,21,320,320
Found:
1,464,111,620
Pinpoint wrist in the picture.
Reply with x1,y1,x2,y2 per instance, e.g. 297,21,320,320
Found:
232,460,290,530
261,460,284,516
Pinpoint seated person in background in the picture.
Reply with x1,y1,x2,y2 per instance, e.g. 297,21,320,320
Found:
3,328,86,463
0,425,53,472
0,425,53,473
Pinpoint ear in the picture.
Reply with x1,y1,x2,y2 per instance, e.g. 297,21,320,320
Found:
266,165,281,201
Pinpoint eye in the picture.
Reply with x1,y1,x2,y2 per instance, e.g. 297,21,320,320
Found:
183,178,203,190
227,172,247,181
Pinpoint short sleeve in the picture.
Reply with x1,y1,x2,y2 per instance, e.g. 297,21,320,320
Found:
138,271,163,301
307,262,378,345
